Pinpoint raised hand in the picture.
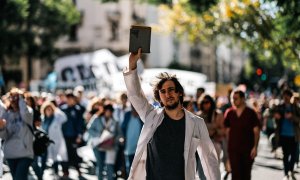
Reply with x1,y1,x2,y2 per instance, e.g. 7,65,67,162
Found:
129,48,141,70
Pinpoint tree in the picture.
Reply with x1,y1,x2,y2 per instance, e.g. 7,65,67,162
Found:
144,0,300,90
0,0,80,85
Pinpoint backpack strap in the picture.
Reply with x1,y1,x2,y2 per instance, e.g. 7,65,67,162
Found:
26,123,34,135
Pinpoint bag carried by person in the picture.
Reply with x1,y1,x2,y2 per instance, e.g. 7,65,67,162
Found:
26,124,54,156
98,129,115,150
89,129,115,150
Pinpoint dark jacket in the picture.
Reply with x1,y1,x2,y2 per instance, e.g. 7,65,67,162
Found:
60,104,85,138
273,103,300,143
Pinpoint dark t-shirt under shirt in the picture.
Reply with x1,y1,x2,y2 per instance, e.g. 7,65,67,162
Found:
146,113,185,180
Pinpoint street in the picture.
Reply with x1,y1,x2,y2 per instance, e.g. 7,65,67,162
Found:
2,133,300,180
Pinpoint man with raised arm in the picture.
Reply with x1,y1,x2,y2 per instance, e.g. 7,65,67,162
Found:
123,48,220,180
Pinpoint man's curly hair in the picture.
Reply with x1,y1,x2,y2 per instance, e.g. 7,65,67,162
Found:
152,72,184,107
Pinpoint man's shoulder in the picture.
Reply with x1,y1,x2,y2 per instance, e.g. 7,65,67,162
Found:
185,111,204,124
245,106,258,114
224,107,236,116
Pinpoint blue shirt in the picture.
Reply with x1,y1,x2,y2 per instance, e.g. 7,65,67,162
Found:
281,106,295,137
125,116,142,155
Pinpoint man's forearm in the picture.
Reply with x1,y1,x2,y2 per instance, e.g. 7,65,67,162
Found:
253,126,260,149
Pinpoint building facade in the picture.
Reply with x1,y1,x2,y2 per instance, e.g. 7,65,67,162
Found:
2,0,246,92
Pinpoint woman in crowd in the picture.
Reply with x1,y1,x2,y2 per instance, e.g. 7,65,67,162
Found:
40,101,68,178
197,94,226,160
24,93,43,180
85,97,104,124
0,88,34,180
87,103,122,180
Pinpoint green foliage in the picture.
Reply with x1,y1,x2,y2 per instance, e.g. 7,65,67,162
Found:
149,0,300,90
147,0,173,6
0,0,80,63
148,0,219,13
102,0,119,3
188,0,219,14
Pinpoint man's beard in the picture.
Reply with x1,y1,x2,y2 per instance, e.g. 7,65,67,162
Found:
164,100,180,110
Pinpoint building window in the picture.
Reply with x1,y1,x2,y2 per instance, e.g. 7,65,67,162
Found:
107,11,121,41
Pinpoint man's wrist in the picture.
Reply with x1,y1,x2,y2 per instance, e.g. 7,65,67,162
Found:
129,64,137,70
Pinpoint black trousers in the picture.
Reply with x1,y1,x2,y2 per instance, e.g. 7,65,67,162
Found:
229,151,254,180
62,136,81,175
280,136,297,175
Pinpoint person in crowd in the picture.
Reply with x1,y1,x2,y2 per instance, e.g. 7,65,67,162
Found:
224,90,260,180
123,48,220,180
114,93,131,125
121,104,143,178
85,97,104,124
24,93,44,180
291,93,300,168
197,94,225,161
250,98,263,128
74,85,89,109
60,90,85,179
273,89,300,180
193,87,205,112
183,97,196,114
82,97,104,175
220,88,233,114
87,104,122,180
40,101,68,179
55,89,67,107
0,88,34,180
113,92,131,178
263,107,278,150
217,89,233,180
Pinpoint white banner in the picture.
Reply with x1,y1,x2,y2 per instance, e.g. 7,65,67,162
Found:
54,49,118,91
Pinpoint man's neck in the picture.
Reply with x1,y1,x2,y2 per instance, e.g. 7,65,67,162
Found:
235,103,246,111
165,106,184,120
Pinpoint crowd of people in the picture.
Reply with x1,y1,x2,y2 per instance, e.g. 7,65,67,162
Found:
0,67,299,180
0,86,143,180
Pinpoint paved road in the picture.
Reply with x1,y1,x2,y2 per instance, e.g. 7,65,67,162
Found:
252,133,300,180
2,133,300,180
222,133,300,180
